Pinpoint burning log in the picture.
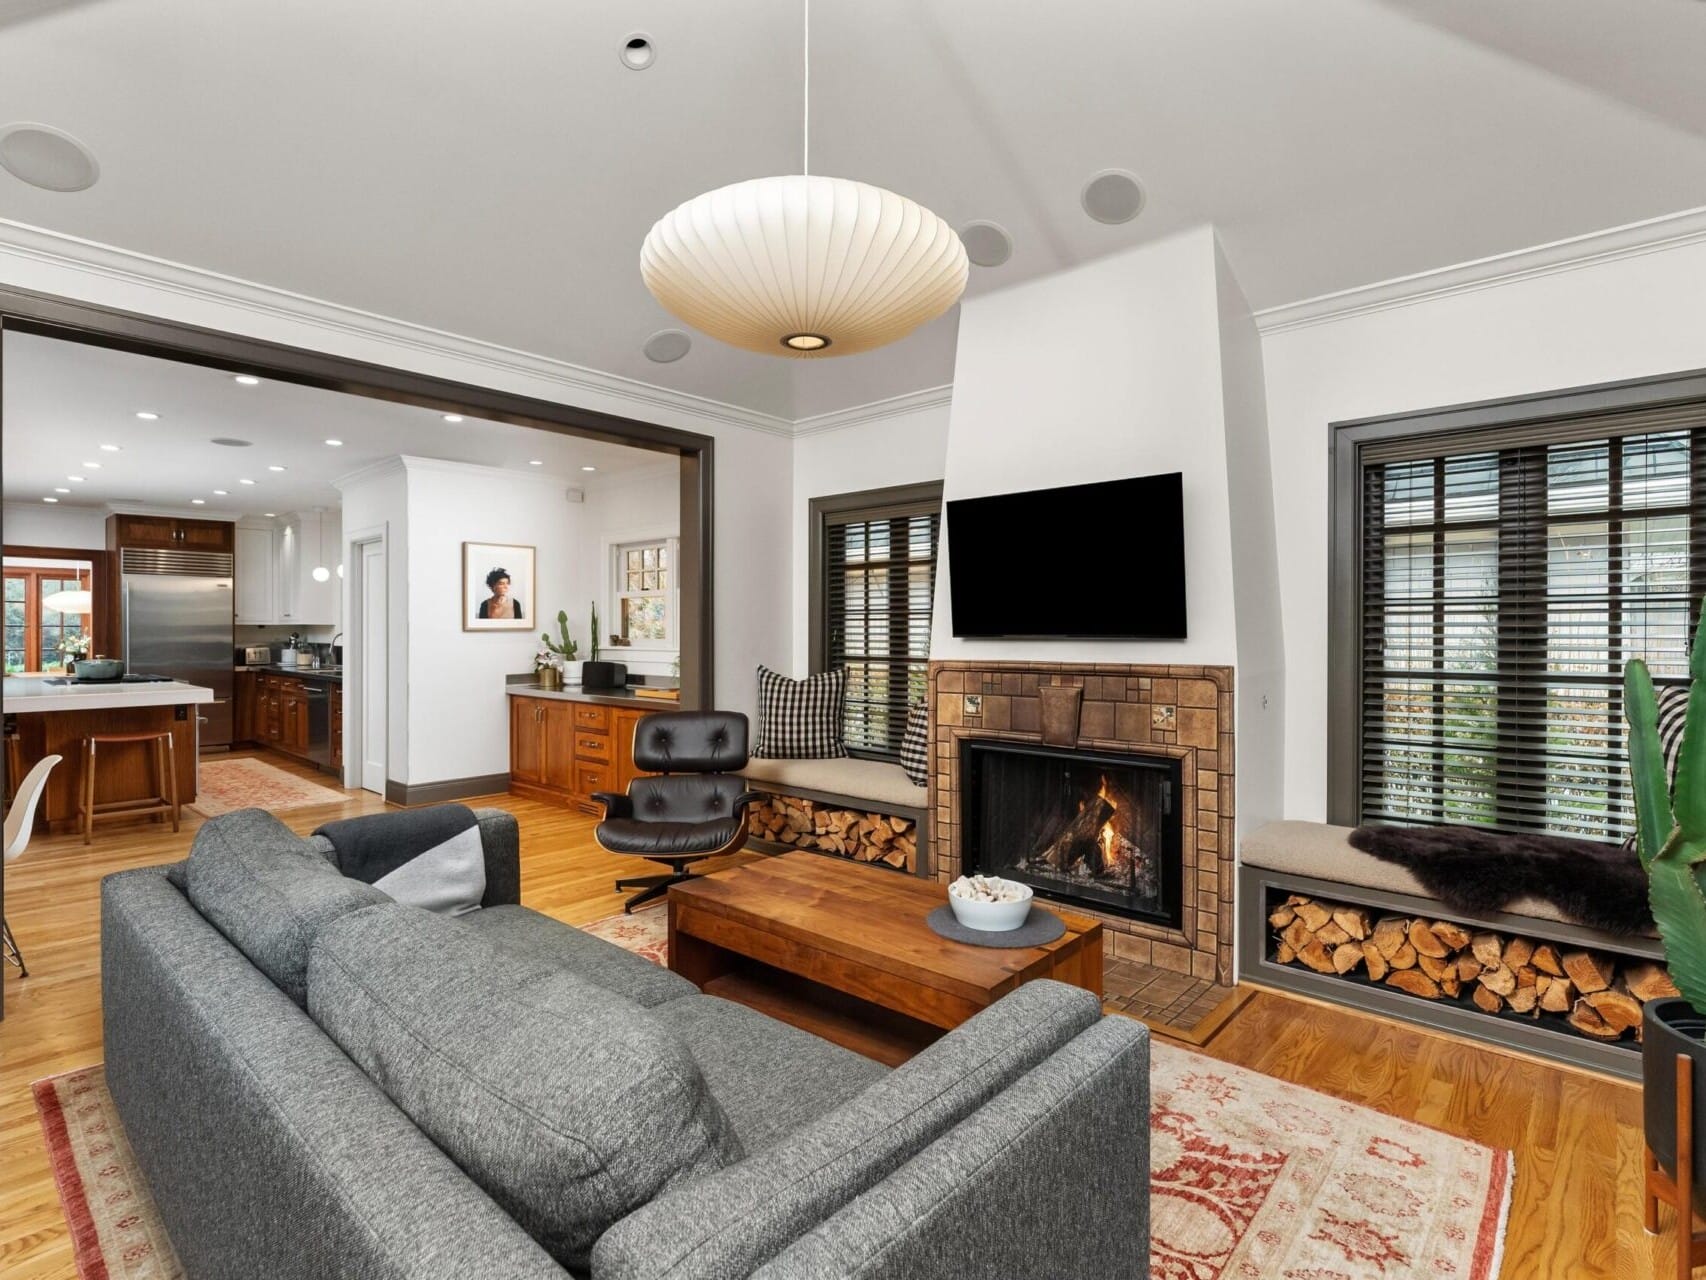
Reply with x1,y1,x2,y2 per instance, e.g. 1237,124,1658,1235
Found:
1033,796,1115,874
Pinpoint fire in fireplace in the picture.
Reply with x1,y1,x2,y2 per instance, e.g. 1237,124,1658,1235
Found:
961,740,1182,928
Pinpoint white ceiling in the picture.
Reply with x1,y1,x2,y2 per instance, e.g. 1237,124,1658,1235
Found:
0,331,673,517
1,0,1703,420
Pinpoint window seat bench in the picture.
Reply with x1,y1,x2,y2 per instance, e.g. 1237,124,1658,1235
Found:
739,757,931,876
1240,820,1664,1081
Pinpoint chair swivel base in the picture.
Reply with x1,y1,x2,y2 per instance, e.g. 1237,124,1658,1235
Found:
614,867,703,913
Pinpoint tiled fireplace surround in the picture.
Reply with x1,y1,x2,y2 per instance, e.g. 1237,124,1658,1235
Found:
928,661,1235,985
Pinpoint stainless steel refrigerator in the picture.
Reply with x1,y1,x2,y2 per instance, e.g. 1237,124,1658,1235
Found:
120,547,235,748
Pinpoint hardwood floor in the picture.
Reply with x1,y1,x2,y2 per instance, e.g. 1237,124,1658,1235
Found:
0,748,1671,1278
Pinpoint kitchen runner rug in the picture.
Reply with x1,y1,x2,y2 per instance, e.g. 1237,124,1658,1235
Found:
35,905,1509,1280
187,757,347,818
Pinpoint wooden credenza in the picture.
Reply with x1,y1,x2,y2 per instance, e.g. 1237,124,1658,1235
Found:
509,694,665,814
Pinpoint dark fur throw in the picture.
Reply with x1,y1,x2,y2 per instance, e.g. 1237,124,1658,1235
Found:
1347,824,1653,937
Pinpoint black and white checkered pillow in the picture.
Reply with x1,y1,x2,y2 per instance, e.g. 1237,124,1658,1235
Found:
900,702,930,786
753,665,847,759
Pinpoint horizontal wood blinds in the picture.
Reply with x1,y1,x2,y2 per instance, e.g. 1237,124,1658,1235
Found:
824,499,940,758
1360,421,1705,841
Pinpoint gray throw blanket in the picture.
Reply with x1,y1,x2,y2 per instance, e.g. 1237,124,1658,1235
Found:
314,805,486,916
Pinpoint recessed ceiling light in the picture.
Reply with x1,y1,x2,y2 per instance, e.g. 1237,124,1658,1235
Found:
264,512,276,518
191,498,206,505
619,34,655,70
0,123,100,192
54,487,70,493
239,478,256,485
233,374,261,386
581,465,597,472
267,464,286,471
213,489,229,496
81,461,101,469
136,411,160,420
528,459,544,466
325,439,343,447
66,475,85,483
42,496,58,503
99,443,121,452
443,414,464,423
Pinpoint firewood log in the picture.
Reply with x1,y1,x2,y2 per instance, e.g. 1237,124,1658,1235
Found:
1625,962,1681,1003
1471,932,1504,968
1387,969,1441,998
1440,972,1462,999
1332,907,1371,941
1430,921,1472,952
1362,941,1389,982
1372,918,1409,959
1503,937,1535,970
1531,944,1564,977
1568,998,1623,1040
1538,976,1574,1014
1561,951,1615,995
1332,942,1364,974
1315,922,1351,948
1408,920,1450,958
1457,954,1483,983
1515,965,1539,991
1281,919,1313,955
1479,964,1517,997
1298,940,1336,973
1389,941,1418,970
1506,985,1539,1015
1269,906,1298,928
1275,941,1296,964
1294,900,1331,932
1582,987,1644,1034
1418,952,1452,983
1473,984,1504,1014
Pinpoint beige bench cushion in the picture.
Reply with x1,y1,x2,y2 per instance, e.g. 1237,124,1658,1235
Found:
741,757,927,812
1242,820,1656,936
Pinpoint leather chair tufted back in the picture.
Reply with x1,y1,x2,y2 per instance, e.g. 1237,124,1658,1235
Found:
627,773,749,826
632,711,749,774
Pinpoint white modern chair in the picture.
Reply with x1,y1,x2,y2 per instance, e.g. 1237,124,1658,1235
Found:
3,754,61,978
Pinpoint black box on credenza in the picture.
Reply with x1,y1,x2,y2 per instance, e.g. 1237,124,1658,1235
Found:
582,661,628,691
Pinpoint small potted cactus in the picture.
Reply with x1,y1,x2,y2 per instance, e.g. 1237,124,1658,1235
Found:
1628,609,1706,1213
540,610,580,686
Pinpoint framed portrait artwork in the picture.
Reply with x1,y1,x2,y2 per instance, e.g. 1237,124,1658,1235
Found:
462,542,535,631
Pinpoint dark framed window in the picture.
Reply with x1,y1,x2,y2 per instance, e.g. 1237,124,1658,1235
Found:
1329,370,1706,842
4,566,92,674
810,482,943,759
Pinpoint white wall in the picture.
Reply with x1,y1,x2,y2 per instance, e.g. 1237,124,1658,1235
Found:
401,457,585,785
931,227,1238,666
789,401,952,673
1262,235,1706,821
575,459,682,679
1,501,107,548
337,459,410,785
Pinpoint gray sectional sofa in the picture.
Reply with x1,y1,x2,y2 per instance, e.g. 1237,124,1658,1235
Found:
101,808,1151,1279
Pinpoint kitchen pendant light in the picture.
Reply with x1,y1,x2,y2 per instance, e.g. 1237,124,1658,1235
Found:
311,509,331,583
639,0,966,357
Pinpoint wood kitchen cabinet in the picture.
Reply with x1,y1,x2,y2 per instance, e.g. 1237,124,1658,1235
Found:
330,694,344,771
108,514,235,554
234,671,258,744
509,695,671,813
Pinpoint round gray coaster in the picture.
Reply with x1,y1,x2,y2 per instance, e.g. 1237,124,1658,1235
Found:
925,904,1066,949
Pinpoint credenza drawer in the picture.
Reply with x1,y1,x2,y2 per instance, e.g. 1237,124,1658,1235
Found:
576,733,613,764
577,762,613,795
572,704,611,733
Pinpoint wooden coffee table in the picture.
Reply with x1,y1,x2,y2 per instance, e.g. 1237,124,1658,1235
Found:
667,853,1103,1065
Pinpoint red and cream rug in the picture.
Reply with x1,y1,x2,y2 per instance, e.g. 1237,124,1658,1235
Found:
36,904,1510,1280
188,757,348,818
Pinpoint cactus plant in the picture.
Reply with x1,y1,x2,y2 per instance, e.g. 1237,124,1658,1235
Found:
1626,609,1706,1014
540,609,578,661
589,599,601,664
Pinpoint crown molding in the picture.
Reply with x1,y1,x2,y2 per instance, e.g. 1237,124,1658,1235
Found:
1254,206,1706,335
791,384,954,437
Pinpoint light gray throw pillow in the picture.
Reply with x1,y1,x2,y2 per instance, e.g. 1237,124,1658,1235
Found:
306,903,742,1270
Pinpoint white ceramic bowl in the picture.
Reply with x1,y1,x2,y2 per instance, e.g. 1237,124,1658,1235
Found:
947,879,1034,932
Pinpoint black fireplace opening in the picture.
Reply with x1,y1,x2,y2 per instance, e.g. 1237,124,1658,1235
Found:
961,739,1183,929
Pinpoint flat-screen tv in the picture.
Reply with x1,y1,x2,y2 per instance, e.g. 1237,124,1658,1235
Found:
946,472,1186,639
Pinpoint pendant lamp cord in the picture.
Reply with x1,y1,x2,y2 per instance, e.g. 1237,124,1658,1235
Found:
802,0,810,176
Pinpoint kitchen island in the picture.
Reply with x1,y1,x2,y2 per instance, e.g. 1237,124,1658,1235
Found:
4,677,211,834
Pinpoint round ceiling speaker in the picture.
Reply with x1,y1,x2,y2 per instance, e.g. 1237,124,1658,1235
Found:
0,123,99,192
959,221,1013,268
1080,169,1145,225
642,329,692,363
620,35,655,70
210,437,254,447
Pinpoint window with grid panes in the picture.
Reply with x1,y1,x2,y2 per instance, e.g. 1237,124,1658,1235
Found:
1355,419,1704,843
613,539,673,645
820,498,941,758
3,568,91,674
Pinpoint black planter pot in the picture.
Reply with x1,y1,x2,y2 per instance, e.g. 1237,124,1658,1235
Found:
1645,997,1706,1218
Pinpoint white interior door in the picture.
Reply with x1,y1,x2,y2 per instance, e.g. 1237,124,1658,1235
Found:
359,539,387,795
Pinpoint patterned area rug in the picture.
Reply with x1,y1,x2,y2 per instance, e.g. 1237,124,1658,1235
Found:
36,903,1509,1280
188,757,347,818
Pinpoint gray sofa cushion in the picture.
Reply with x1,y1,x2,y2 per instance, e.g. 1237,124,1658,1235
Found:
306,903,742,1271
185,808,390,1006
649,995,888,1153
591,979,1101,1280
461,904,698,1007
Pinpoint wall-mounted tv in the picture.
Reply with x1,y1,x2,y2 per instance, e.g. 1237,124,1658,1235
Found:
946,472,1186,639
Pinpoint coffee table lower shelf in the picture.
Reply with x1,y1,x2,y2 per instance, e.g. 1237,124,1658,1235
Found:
700,960,946,1067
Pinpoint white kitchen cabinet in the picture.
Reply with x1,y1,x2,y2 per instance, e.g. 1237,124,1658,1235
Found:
280,510,339,626
234,525,277,623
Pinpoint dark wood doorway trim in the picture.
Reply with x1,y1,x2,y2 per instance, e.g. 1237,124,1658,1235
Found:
0,284,716,707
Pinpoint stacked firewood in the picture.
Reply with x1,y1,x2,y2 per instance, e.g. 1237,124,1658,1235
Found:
748,794,916,871
1269,894,1676,1043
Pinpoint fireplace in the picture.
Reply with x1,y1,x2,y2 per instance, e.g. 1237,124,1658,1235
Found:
960,739,1183,929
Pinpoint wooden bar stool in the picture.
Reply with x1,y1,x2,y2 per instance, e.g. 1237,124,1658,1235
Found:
79,730,180,845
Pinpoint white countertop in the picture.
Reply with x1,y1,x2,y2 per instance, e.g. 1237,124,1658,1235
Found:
3,677,216,714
